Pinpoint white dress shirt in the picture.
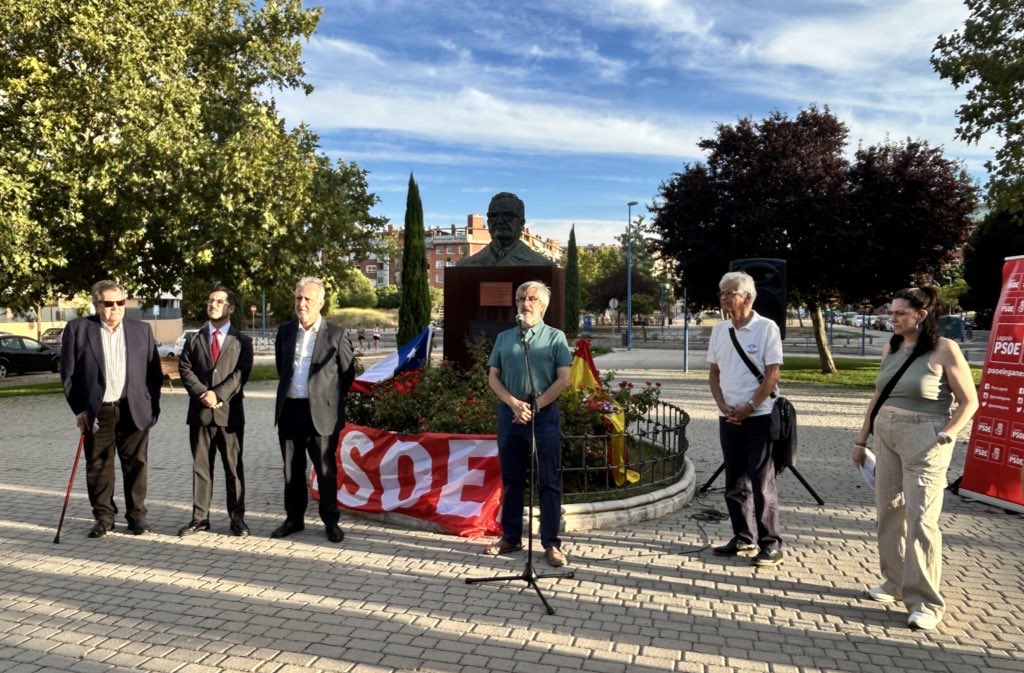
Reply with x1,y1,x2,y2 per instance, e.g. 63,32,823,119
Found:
99,322,127,402
287,318,321,399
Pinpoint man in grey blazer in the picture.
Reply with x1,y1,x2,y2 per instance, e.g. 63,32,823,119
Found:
61,280,162,537
177,286,254,537
272,276,356,543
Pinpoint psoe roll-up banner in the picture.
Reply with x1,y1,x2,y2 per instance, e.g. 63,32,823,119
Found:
312,425,503,537
960,255,1024,513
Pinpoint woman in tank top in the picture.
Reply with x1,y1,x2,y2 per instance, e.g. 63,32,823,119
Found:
852,286,977,631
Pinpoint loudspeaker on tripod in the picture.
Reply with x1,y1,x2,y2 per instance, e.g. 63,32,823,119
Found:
729,258,787,339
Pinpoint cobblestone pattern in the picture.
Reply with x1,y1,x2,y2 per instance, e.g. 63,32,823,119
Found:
1,358,1021,673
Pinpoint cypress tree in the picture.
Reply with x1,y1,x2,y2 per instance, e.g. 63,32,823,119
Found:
564,224,581,338
398,173,432,344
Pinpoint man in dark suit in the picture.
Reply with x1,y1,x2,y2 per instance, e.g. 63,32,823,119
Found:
61,280,163,537
272,276,356,543
177,286,254,538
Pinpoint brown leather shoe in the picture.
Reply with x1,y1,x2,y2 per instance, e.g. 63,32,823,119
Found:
544,547,567,567
483,538,523,555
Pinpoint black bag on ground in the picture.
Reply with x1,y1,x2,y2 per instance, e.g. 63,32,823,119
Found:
769,395,797,475
729,327,798,475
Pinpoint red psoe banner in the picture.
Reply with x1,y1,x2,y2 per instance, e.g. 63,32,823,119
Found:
312,425,503,537
960,255,1024,513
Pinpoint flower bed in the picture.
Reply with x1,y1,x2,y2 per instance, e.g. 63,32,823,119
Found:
345,338,688,499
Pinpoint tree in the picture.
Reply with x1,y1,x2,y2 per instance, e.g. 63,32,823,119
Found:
376,285,401,309
335,268,377,309
429,286,444,317
963,209,1024,327
398,174,431,343
587,267,661,321
933,1,1024,212
846,139,979,303
564,225,581,337
0,0,386,311
652,107,977,373
578,244,623,312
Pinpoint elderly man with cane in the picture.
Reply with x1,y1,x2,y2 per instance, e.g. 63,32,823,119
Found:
60,280,163,538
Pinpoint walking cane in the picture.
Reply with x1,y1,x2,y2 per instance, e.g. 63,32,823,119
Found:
54,433,85,544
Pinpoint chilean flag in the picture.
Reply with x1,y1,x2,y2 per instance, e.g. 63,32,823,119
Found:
350,325,434,394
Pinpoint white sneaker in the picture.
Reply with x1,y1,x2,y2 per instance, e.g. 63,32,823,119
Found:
908,611,939,630
867,586,897,603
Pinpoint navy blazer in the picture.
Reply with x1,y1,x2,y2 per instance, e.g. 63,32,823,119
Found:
60,315,162,429
275,319,356,436
178,324,253,429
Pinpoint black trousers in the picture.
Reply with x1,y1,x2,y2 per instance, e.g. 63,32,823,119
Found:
188,424,245,522
719,414,782,551
277,398,340,526
85,402,149,525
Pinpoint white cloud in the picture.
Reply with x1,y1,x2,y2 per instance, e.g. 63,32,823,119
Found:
747,1,969,73
279,85,704,157
529,217,626,247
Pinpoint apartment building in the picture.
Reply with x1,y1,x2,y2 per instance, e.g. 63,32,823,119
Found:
358,214,563,290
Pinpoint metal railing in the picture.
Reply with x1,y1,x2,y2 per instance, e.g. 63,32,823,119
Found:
559,400,689,502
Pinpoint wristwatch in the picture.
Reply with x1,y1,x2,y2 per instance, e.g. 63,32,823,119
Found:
936,431,954,445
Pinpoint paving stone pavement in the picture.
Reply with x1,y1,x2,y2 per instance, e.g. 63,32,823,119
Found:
1,350,1022,673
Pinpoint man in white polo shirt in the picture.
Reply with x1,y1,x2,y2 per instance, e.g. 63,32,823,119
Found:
707,271,785,567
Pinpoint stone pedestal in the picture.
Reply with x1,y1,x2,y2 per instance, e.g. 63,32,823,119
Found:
443,266,565,370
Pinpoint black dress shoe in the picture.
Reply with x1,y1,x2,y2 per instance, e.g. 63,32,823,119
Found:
127,519,151,535
326,524,344,543
270,520,304,538
230,520,250,537
752,548,785,567
712,537,757,556
88,520,114,538
178,520,211,537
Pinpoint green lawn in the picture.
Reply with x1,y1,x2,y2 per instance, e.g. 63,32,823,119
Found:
782,355,983,388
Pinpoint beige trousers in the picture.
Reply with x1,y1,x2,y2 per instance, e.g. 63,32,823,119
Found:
874,406,953,620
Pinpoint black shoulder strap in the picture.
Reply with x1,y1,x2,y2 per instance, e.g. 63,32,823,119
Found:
869,349,922,433
728,327,777,399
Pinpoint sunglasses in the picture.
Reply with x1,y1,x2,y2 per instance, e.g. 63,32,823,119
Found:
98,299,126,308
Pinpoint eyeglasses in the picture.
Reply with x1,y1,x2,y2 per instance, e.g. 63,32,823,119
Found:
488,211,520,222
516,296,542,304
97,299,126,308
719,291,742,299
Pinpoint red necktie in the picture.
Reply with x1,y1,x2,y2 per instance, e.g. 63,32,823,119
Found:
211,331,221,362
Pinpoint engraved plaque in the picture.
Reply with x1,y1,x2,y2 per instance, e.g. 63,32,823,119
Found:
480,282,513,307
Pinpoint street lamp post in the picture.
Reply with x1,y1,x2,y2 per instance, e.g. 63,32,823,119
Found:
626,200,638,351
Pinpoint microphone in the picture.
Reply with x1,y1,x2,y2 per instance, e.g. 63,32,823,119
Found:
515,313,528,335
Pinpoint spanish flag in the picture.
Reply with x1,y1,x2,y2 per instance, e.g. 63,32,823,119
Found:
569,339,640,486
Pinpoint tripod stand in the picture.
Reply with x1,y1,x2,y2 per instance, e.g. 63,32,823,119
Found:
700,459,824,505
465,322,574,615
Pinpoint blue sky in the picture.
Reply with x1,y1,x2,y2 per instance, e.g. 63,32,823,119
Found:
276,0,993,247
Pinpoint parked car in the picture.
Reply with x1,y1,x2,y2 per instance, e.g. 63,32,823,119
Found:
173,329,199,356
0,335,61,378
837,311,858,325
156,341,175,357
872,316,893,331
40,326,64,348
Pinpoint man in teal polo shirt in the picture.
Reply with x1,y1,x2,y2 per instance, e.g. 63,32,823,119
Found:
484,281,572,567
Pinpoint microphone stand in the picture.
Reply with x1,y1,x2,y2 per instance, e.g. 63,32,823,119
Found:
466,320,574,615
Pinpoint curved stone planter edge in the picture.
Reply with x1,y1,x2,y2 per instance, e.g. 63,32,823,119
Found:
561,457,696,532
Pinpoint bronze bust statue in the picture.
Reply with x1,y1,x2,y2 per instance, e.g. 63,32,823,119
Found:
458,192,555,267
